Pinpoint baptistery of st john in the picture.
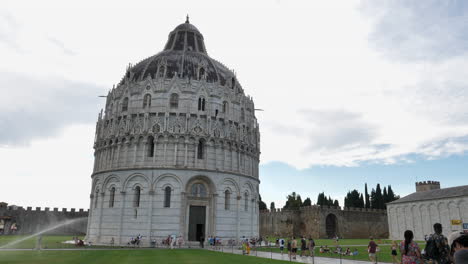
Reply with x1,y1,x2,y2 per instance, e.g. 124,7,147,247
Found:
86,17,260,246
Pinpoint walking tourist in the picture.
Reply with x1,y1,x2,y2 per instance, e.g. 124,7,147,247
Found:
424,223,450,264
391,241,400,264
452,234,468,264
287,238,292,258
309,237,315,256
399,230,421,264
368,237,378,264
279,237,285,255
291,236,298,260
300,236,307,257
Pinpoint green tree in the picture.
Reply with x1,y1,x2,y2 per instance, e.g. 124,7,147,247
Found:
370,188,376,209
365,183,370,208
375,184,384,209
270,202,276,211
333,200,339,207
303,197,312,207
258,194,267,210
359,193,365,208
284,192,302,210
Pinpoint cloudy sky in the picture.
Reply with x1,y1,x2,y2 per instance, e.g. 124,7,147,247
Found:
1,0,468,209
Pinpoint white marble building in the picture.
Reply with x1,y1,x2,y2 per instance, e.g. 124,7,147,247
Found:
86,17,261,246
387,181,468,241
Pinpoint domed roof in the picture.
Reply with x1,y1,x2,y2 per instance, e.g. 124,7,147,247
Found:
119,17,240,89
173,16,201,34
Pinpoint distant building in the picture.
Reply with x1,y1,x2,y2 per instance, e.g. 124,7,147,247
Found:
86,17,261,246
387,181,468,240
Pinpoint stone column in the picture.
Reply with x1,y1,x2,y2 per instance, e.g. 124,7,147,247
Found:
174,139,178,166
147,190,154,246
163,136,168,167
97,191,105,242
152,137,157,164
118,191,126,245
236,195,241,241
115,143,121,168
184,140,188,166
133,144,137,165
86,193,94,241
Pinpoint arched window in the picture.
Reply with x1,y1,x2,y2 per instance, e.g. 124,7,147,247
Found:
197,139,204,159
122,97,129,112
170,93,179,109
240,108,245,122
225,190,231,210
94,189,99,208
158,66,165,78
147,136,155,157
191,183,207,197
198,67,205,80
198,97,205,111
109,187,115,208
222,101,228,113
143,94,151,108
244,192,249,211
164,186,171,208
231,77,235,89
134,186,141,208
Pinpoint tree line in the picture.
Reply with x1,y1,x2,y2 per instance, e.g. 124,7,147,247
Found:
260,183,399,211
344,183,399,209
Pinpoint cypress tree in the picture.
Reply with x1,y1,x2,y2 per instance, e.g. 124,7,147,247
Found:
375,184,383,209
365,183,370,208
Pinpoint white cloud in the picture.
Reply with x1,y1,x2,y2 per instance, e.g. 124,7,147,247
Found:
1,0,468,178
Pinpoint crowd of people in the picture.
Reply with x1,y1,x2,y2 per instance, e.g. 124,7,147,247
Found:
368,223,468,264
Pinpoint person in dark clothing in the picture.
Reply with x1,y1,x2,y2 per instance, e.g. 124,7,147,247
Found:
424,223,450,264
200,235,205,248
300,237,307,257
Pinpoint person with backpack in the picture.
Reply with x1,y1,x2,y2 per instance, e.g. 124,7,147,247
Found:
424,223,450,264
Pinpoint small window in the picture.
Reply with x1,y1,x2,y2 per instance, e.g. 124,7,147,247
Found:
222,101,228,113
170,93,179,109
191,183,207,197
240,108,245,122
94,190,99,208
244,192,249,211
198,97,205,111
231,77,235,89
197,139,204,159
147,136,155,157
122,97,129,112
198,67,205,80
164,186,171,208
143,94,151,108
225,190,231,210
158,66,165,78
134,186,141,208
109,187,115,208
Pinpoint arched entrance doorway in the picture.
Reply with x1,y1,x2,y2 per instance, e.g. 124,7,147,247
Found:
325,214,338,238
183,175,216,242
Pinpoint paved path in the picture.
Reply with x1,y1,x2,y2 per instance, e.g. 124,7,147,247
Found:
208,248,376,264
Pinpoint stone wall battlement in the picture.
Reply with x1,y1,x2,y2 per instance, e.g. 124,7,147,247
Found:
260,206,387,215
5,206,88,213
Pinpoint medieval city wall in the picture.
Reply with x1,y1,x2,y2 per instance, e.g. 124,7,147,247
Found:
0,204,88,235
260,205,388,239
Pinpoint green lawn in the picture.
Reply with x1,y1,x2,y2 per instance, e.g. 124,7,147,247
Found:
0,249,291,264
0,235,85,249
256,245,398,263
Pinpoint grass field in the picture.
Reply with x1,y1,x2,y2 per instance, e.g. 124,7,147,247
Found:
0,235,85,249
0,235,427,263
0,249,291,264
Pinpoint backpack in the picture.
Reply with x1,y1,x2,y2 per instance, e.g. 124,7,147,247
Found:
425,236,440,259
